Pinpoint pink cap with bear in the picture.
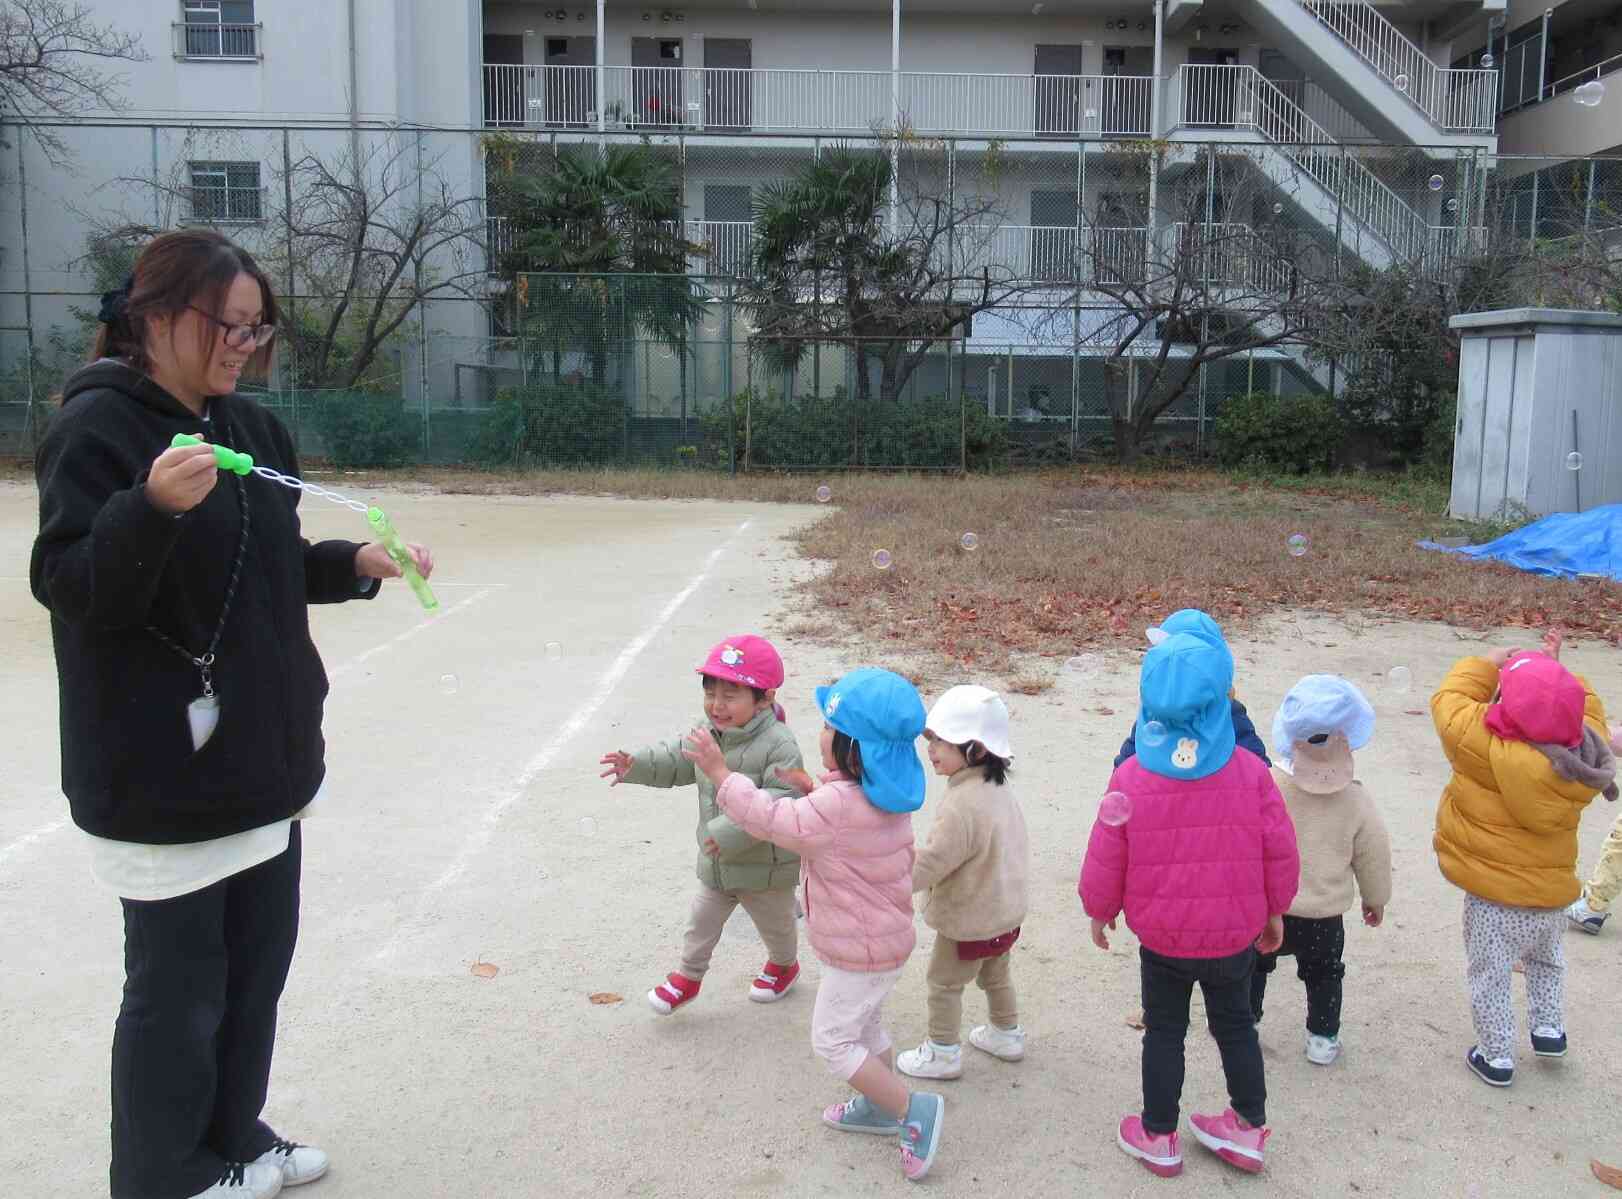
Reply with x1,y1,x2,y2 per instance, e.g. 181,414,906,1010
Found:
697,635,785,692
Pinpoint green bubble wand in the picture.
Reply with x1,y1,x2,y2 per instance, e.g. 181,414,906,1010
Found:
172,433,439,611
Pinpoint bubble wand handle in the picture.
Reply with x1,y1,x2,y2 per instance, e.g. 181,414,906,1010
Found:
366,506,439,612
171,432,254,475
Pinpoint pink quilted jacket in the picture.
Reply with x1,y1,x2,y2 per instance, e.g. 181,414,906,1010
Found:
1080,751,1300,959
716,770,917,972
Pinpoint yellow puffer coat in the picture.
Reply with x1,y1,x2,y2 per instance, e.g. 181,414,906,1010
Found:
1431,657,1608,909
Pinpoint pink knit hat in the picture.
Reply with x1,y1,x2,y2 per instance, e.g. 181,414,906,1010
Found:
696,635,784,691
1485,651,1586,747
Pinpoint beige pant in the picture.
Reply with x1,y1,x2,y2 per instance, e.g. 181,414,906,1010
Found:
926,934,1018,1045
679,884,798,980
1584,810,1622,912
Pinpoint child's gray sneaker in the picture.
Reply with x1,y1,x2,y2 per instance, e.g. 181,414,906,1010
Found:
822,1094,901,1136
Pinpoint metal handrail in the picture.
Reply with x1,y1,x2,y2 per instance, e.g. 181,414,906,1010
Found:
1543,51,1622,100
172,22,261,60
1295,0,1497,132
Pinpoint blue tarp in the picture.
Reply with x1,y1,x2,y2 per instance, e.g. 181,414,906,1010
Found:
1418,504,1622,581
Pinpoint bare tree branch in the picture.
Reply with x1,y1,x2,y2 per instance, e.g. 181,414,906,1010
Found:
0,1,146,162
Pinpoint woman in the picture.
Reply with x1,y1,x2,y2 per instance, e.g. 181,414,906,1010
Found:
30,230,433,1199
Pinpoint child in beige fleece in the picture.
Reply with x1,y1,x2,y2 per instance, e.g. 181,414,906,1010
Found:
1252,675,1392,1067
896,685,1031,1081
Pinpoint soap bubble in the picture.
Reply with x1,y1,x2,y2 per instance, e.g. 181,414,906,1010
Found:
1395,72,1410,92
1287,533,1310,557
1480,52,1495,68
580,816,598,836
1428,173,1444,191
1272,201,1284,215
1574,79,1605,106
1063,653,1103,681
872,549,893,571
815,484,832,503
545,641,563,661
1566,451,1583,471
960,531,979,551
439,673,460,695
1098,791,1133,827
1141,720,1169,748
1446,198,1459,213
1387,665,1413,694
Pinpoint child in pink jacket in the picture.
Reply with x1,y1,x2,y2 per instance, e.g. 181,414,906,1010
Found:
685,667,946,1184
1081,633,1299,1180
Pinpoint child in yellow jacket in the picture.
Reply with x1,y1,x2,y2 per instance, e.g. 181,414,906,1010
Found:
1431,634,1616,1088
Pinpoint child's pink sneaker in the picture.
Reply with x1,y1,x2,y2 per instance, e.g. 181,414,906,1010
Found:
749,960,801,1003
1189,1108,1269,1173
1117,1115,1183,1177
647,972,701,1015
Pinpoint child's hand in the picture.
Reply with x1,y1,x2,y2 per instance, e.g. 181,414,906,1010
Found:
1541,629,1564,660
1362,904,1384,928
1256,914,1285,954
1609,724,1622,755
681,726,729,786
1090,917,1116,951
599,750,633,786
774,765,816,796
1484,646,1522,668
702,836,721,859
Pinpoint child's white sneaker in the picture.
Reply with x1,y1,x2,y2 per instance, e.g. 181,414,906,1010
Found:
896,1040,963,1080
1305,1034,1341,1065
968,1023,1026,1061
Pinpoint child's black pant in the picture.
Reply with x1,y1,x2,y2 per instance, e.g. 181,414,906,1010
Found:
1251,914,1345,1038
111,824,301,1199
1139,946,1266,1136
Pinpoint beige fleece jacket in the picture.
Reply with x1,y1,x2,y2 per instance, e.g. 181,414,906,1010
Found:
1273,768,1393,919
912,768,1029,940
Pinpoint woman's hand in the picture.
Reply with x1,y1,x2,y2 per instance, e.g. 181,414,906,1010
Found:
773,765,816,796
681,726,730,787
1090,917,1116,951
355,542,434,580
145,442,220,515
599,750,632,786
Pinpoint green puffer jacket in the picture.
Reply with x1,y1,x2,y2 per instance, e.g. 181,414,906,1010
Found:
625,708,804,892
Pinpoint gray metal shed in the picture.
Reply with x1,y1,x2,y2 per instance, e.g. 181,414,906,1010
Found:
1448,308,1622,521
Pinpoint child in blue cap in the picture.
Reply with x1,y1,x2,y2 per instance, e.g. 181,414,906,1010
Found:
1253,675,1391,1067
1082,633,1299,1179
684,667,947,1184
1113,609,1271,768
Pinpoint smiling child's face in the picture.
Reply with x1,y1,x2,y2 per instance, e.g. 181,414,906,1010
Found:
924,731,970,777
704,678,770,729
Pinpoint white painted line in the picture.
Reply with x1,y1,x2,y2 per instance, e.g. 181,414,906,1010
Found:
372,518,754,963
328,586,497,682
0,817,68,871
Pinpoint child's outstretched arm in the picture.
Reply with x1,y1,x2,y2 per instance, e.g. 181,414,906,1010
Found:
1353,792,1393,927
604,735,698,790
1430,652,1507,766
685,728,838,857
912,806,972,894
704,734,806,857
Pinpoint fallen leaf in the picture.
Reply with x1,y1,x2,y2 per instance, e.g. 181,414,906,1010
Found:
1096,706,1116,716
1405,709,1425,716
1126,1010,1146,1030
1593,1161,1622,1190
470,961,499,979
588,992,623,1005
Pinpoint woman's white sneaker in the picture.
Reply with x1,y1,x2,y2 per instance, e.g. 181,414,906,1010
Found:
253,1139,329,1187
968,1023,1026,1061
187,1162,284,1198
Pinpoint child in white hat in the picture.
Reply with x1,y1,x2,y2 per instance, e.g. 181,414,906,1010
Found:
1254,675,1392,1067
897,685,1031,1081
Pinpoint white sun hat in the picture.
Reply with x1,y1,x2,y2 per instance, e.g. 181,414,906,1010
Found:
925,684,1013,760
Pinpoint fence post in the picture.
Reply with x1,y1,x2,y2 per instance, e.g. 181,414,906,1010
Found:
16,136,37,450
281,127,298,446
723,280,736,476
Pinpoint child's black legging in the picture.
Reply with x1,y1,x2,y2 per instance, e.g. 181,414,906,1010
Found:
1139,945,1267,1135
1251,914,1347,1038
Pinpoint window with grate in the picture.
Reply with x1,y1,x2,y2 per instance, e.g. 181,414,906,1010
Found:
189,161,263,222
182,1,258,58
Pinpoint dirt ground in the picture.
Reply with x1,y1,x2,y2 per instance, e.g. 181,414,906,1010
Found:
3,479,1620,1198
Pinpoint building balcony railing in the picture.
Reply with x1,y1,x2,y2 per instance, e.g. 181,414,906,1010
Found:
172,22,262,61
482,64,1154,138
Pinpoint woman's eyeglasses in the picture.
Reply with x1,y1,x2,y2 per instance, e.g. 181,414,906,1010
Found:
188,306,277,351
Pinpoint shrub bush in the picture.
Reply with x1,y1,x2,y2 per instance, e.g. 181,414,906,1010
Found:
307,391,420,468
466,383,629,468
1212,392,1343,474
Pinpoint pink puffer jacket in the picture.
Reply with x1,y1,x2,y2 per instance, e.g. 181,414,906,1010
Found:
1080,751,1300,959
716,770,916,972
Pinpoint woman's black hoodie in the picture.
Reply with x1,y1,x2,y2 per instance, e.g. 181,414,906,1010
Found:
31,361,378,844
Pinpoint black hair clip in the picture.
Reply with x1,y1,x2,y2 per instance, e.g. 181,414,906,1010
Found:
97,273,136,325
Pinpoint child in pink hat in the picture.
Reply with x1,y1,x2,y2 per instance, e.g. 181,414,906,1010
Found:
600,635,807,1015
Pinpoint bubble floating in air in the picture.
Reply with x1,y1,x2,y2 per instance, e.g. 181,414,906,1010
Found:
545,641,563,661
1480,52,1495,68
1064,653,1103,682
1387,665,1412,694
815,484,832,503
1098,791,1133,827
872,549,893,571
1272,202,1284,215
1428,173,1445,191
960,532,979,552
440,673,460,695
1140,720,1169,748
1574,79,1605,106
1395,73,1410,92
1567,451,1584,471
1287,533,1310,557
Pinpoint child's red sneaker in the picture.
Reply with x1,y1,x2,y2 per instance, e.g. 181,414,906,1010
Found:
748,959,801,1003
647,972,701,1015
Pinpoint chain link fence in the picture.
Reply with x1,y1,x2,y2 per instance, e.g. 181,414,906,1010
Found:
2,120,1619,470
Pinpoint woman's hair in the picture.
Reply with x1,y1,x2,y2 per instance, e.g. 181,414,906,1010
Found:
830,730,864,781
960,741,1012,785
93,229,278,377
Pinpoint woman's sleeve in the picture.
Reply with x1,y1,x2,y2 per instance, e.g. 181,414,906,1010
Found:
30,421,187,628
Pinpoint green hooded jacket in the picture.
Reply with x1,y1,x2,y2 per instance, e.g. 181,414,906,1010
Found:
625,708,804,892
